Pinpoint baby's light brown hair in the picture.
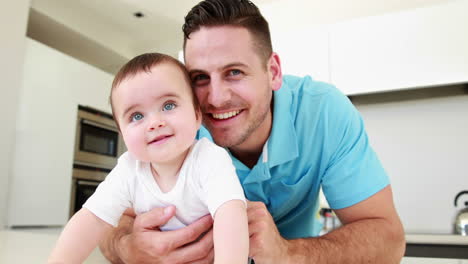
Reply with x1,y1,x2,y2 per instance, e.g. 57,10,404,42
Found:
110,53,200,129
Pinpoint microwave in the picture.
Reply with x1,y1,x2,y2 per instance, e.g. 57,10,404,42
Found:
74,106,126,170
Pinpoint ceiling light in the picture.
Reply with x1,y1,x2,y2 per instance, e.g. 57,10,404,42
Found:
133,12,144,18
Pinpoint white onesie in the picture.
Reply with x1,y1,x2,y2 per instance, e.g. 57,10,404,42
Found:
83,138,246,230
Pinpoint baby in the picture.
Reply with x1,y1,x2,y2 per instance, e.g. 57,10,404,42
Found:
48,53,248,264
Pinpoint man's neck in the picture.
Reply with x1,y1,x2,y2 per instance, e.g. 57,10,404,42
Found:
229,148,262,169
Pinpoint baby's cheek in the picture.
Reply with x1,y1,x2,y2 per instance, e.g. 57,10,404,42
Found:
122,133,142,155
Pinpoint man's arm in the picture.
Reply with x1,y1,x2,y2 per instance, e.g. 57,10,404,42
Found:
99,206,215,264
248,185,406,264
99,209,135,264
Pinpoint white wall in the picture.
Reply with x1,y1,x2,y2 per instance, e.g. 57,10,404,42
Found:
7,38,113,226
0,0,30,228
353,86,468,234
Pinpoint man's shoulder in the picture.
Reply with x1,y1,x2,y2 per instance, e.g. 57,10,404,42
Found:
274,74,357,147
196,126,213,141
280,74,349,114
282,74,337,96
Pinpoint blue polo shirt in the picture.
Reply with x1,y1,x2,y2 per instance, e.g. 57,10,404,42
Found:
197,75,389,239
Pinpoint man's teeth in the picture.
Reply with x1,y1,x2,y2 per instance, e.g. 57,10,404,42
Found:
212,110,241,120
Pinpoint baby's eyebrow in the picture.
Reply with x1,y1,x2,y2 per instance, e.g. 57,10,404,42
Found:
158,92,180,100
122,104,138,118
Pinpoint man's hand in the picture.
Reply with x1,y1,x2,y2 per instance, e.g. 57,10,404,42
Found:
100,206,214,264
247,186,405,264
247,201,290,264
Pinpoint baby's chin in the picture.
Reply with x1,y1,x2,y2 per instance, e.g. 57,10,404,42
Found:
134,154,181,165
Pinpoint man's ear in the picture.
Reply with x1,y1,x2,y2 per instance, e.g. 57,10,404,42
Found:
268,52,283,91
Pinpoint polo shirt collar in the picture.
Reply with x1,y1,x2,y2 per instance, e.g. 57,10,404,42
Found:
267,85,299,168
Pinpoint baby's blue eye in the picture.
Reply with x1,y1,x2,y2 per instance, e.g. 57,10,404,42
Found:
131,113,144,122
163,102,176,111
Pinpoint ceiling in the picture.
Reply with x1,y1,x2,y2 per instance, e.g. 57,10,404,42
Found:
27,0,454,74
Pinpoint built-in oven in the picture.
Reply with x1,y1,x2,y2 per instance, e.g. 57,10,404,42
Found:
70,106,125,218
74,105,125,170
70,164,112,216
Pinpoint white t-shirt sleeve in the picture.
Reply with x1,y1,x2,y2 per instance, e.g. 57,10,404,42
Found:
82,153,134,227
195,138,246,217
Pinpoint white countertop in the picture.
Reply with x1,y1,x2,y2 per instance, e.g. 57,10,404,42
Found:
406,234,468,245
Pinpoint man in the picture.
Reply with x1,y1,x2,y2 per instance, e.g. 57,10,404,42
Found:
100,0,406,263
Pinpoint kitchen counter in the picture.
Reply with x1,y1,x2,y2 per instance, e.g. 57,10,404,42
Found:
406,234,468,245
405,234,468,259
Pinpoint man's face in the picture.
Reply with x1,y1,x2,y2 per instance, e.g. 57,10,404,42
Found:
184,26,281,151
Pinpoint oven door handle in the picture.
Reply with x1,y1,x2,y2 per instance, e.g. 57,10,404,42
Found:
77,180,101,187
81,119,118,132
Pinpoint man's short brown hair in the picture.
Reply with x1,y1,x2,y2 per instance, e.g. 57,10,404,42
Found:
182,0,272,66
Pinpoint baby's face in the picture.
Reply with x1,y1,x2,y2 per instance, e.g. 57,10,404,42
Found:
112,63,201,164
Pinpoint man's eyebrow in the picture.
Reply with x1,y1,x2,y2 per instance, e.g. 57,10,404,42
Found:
221,62,247,70
188,62,248,76
188,68,205,76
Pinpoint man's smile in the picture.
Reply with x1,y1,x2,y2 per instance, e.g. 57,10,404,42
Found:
210,110,242,120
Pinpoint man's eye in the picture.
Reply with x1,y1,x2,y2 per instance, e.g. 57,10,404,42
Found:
130,113,144,122
228,69,242,76
193,74,208,81
163,102,176,111
191,74,210,86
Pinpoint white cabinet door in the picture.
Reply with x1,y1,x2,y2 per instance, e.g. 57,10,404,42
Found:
7,39,113,226
329,0,468,95
7,39,76,226
271,26,330,83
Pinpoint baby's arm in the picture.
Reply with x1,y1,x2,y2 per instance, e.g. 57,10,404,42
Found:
48,208,112,264
213,200,249,264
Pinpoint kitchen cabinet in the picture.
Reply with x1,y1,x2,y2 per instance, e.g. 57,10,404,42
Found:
329,0,468,95
271,26,330,83
7,38,113,226
404,234,468,262
402,258,463,264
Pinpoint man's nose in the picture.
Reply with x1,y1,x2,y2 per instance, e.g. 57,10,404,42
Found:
207,78,231,108
148,114,165,131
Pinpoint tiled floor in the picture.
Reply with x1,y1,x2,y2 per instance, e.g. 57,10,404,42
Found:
0,227,107,263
